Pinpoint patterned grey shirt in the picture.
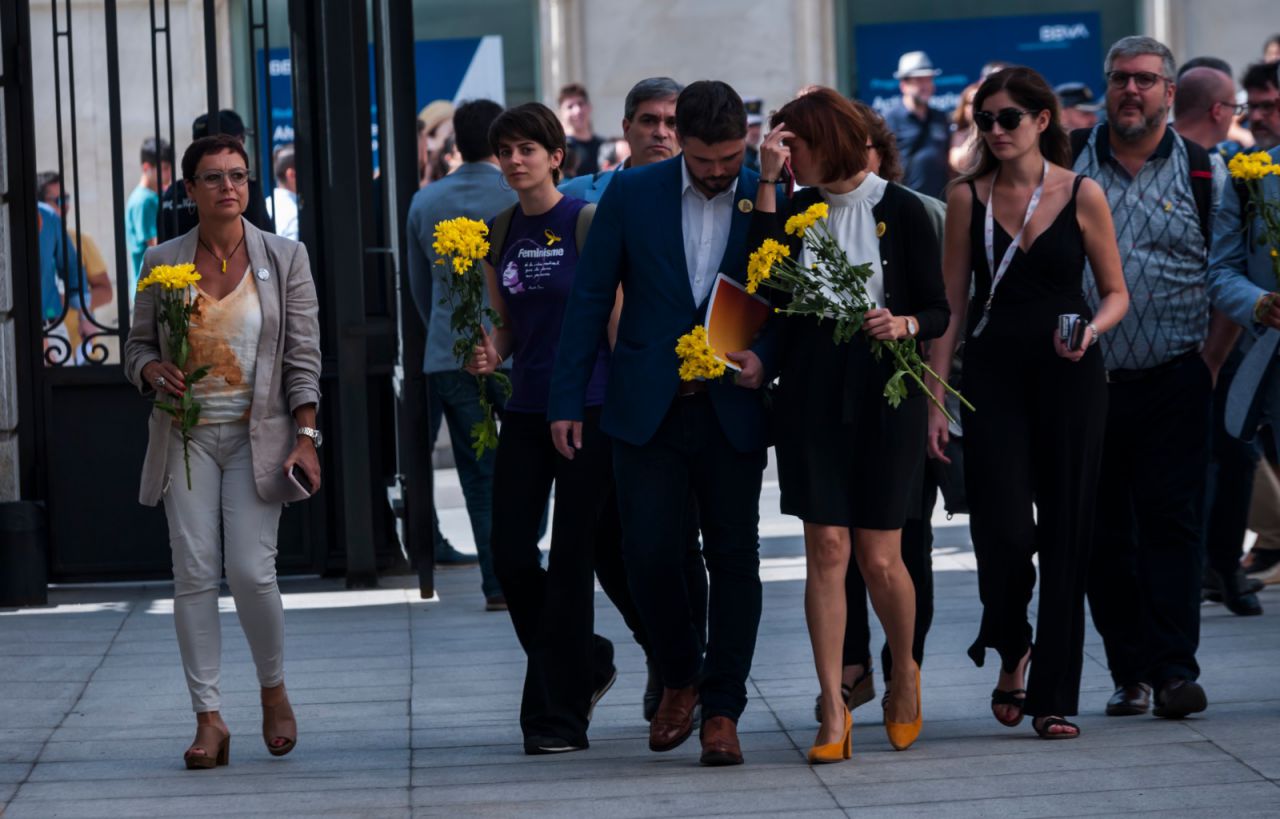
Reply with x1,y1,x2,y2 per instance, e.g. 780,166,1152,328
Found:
1076,124,1226,371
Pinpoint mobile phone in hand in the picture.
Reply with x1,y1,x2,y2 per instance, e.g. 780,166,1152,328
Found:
782,158,796,199
289,464,313,495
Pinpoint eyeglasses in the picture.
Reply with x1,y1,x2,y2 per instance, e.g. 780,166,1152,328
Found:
1247,100,1279,117
973,108,1039,132
1106,71,1168,91
1214,100,1248,116
190,169,250,189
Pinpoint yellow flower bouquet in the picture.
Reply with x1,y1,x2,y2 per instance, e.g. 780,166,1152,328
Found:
675,325,727,382
433,217,509,456
1228,150,1280,284
138,263,211,489
747,203,972,423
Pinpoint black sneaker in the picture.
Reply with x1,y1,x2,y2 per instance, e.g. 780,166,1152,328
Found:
524,735,588,755
590,636,616,720
1243,548,1280,585
1153,678,1208,719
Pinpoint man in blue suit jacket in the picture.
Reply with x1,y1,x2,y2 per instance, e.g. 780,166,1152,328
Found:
548,81,776,766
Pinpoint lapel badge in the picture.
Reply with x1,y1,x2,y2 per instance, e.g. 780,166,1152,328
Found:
256,268,270,281
738,198,753,214
876,221,887,238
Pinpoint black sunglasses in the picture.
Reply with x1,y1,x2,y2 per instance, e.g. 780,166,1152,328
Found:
973,108,1039,132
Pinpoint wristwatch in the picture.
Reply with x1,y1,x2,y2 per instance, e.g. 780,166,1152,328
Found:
904,317,918,337
297,426,323,448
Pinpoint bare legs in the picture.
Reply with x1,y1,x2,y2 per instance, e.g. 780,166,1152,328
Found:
805,523,919,744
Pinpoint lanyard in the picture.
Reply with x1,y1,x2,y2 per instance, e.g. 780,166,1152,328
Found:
973,159,1048,337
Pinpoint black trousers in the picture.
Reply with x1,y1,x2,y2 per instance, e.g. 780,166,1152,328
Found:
1088,355,1212,688
490,408,632,744
612,394,766,721
843,475,937,680
964,340,1107,717
1205,349,1259,582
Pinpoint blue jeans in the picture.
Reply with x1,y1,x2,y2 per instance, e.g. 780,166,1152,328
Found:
428,370,505,597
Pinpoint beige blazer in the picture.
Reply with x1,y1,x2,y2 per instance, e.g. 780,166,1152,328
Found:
123,218,322,506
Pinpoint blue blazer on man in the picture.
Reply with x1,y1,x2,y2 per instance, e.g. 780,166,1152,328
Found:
1206,147,1280,439
548,156,777,453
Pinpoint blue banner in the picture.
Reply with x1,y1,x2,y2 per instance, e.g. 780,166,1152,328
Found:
854,13,1103,117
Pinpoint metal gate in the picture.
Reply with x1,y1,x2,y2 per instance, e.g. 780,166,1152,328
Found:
2,0,430,590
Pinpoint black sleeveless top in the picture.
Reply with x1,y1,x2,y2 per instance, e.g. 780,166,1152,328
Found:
966,175,1089,340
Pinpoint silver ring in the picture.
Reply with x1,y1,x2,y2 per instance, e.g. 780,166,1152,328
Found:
154,375,167,389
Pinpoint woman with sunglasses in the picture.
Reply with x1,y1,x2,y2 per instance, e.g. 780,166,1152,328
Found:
927,67,1128,739
755,87,949,763
124,134,322,768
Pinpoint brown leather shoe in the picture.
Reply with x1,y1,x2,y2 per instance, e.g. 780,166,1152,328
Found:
700,716,744,766
649,685,699,752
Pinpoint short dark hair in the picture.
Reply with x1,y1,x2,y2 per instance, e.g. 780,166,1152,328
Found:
851,101,903,183
141,137,173,168
272,144,295,183
488,103,567,184
558,83,589,105
624,77,683,121
192,109,246,140
35,171,62,202
675,80,746,145
181,134,251,182
453,99,505,163
770,88,868,183
1243,61,1280,92
1178,56,1233,79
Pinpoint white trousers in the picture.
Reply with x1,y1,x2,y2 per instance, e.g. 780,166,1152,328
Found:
162,422,284,712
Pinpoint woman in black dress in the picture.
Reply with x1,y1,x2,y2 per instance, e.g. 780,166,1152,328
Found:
927,67,1128,739
753,88,949,762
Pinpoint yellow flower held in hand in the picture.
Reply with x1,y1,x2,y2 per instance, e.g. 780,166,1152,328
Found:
675,325,726,381
784,202,829,238
746,238,790,294
1229,151,1280,182
137,263,201,293
432,217,491,275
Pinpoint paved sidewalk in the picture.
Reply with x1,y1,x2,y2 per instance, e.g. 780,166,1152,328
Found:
3,469,1280,817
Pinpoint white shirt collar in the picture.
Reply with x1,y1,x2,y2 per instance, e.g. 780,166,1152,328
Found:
681,158,739,201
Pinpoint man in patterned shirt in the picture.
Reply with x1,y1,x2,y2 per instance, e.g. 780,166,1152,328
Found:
1076,36,1237,721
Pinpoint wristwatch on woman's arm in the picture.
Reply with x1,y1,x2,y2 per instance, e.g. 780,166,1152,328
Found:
297,426,323,448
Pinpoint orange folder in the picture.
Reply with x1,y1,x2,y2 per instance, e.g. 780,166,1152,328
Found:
705,274,771,371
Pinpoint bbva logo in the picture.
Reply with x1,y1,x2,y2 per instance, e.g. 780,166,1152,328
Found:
1040,23,1090,43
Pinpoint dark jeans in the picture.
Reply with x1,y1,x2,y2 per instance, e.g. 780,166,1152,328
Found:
490,408,626,745
1088,355,1212,688
612,394,766,722
1205,349,1259,581
427,370,504,597
843,476,937,681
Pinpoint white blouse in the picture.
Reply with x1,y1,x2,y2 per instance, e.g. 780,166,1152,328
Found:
802,172,888,309
187,269,262,424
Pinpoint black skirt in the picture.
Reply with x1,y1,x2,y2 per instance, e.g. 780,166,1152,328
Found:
774,317,926,530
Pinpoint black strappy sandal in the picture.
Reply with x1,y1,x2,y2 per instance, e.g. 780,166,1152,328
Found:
1032,716,1080,739
990,688,1027,727
814,663,875,722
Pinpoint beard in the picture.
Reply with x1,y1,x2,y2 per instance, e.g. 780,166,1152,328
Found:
1252,123,1280,151
1111,101,1169,142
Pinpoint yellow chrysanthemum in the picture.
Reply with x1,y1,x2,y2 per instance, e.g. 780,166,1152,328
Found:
746,238,790,294
137,263,201,293
675,325,726,381
432,217,491,275
784,202,830,238
1229,151,1280,182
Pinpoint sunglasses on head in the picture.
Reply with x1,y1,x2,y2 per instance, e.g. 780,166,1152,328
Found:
973,108,1039,132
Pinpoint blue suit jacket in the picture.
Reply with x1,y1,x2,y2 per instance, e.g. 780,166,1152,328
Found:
1206,147,1280,438
548,157,777,452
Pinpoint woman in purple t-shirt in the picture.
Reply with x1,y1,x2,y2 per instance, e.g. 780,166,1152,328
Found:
467,103,631,755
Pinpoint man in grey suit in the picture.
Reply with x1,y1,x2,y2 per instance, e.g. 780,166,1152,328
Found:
406,99,515,609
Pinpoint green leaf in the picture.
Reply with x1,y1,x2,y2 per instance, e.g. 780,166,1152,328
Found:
188,365,212,383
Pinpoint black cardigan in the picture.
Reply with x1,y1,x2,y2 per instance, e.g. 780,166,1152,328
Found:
747,181,950,341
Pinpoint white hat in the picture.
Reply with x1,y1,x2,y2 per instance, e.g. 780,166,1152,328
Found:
894,51,942,80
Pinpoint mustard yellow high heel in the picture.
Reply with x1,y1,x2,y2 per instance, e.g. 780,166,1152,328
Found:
807,707,852,764
885,668,922,751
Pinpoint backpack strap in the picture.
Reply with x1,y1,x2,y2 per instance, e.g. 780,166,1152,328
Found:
486,204,517,268
574,203,596,252
1069,128,1092,163
1182,137,1214,251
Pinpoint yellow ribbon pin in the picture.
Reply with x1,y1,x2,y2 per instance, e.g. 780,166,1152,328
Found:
545,229,563,247
738,198,753,214
876,221,887,238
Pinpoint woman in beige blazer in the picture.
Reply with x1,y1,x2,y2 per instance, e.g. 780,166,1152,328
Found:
124,133,322,770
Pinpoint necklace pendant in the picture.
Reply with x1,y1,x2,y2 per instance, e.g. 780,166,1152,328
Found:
221,259,227,273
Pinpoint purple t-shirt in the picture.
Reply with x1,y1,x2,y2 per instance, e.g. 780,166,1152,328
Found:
495,195,609,414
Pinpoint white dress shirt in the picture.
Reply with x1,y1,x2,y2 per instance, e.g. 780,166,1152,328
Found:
681,160,738,307
265,187,300,241
801,172,887,309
